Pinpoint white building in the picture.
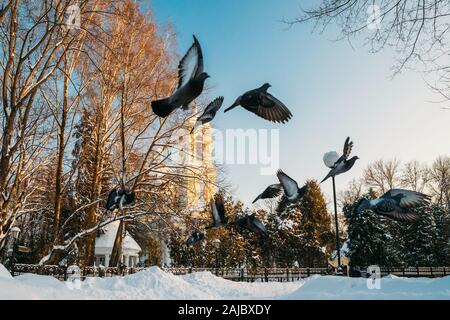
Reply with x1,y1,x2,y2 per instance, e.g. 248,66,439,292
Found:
94,221,142,267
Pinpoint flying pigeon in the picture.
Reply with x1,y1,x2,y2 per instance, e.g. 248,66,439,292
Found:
277,169,308,203
186,231,205,247
105,188,135,211
152,35,210,118
224,83,293,124
235,214,268,236
321,137,359,183
191,96,224,133
355,189,431,221
206,193,228,229
252,184,283,203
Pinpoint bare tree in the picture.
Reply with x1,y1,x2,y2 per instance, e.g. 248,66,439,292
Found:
400,160,430,192
428,156,450,206
364,159,401,193
288,1,450,106
0,0,83,251
338,178,365,206
38,0,219,266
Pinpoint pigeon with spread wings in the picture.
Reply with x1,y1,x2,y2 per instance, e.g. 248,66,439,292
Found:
235,214,268,237
321,137,359,183
224,83,292,124
276,169,308,203
252,184,283,203
355,189,430,221
186,231,205,247
105,188,135,211
152,35,209,118
191,96,224,133
206,193,228,229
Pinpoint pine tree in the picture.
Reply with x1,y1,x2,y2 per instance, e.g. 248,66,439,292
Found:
401,204,450,266
298,180,334,266
431,205,450,265
270,180,333,267
344,190,403,268
402,206,436,266
271,195,303,266
168,193,250,268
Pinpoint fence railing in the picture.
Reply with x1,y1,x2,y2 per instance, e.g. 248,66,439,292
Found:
164,267,330,282
11,264,330,282
379,266,448,278
11,264,147,281
10,264,449,282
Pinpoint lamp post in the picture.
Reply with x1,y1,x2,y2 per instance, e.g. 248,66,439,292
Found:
323,151,342,270
7,227,21,274
331,177,341,269
323,140,358,275
212,239,221,275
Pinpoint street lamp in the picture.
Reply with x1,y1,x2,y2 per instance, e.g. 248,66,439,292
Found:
7,226,20,274
212,239,221,274
322,138,359,274
322,151,342,269
331,176,341,269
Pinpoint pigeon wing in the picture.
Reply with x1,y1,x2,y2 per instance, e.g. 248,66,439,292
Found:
106,189,118,210
186,236,194,247
253,184,283,203
234,216,246,228
203,96,224,115
178,35,204,89
277,170,299,199
323,151,340,168
215,193,227,222
342,137,353,160
380,210,421,222
262,184,283,199
251,216,267,235
375,198,421,221
382,189,431,208
210,198,221,226
253,93,293,123
297,184,308,199
193,97,224,132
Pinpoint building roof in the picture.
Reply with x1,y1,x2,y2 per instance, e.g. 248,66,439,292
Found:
95,221,141,254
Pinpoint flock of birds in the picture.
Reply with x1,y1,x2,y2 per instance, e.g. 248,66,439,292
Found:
151,35,293,125
104,35,431,249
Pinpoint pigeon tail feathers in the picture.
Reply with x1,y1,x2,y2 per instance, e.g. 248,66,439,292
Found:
252,195,260,204
320,173,332,184
152,98,176,118
190,120,201,134
224,105,237,113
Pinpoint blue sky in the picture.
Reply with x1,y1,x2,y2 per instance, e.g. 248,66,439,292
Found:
147,0,449,206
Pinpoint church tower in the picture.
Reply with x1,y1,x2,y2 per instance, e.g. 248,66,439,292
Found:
156,103,217,266
178,103,216,212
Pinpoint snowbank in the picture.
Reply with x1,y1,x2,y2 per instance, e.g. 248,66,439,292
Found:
0,264,301,300
0,264,448,300
281,274,450,300
0,264,12,279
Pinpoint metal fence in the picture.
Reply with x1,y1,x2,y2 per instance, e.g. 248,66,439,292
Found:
164,267,330,282
379,266,448,278
11,264,329,282
10,264,449,282
12,264,146,281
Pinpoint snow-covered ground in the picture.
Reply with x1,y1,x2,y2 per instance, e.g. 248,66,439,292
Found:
0,264,449,300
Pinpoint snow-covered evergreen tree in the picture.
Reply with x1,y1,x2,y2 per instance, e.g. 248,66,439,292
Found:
431,205,450,265
268,180,333,267
402,206,436,266
344,190,403,268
